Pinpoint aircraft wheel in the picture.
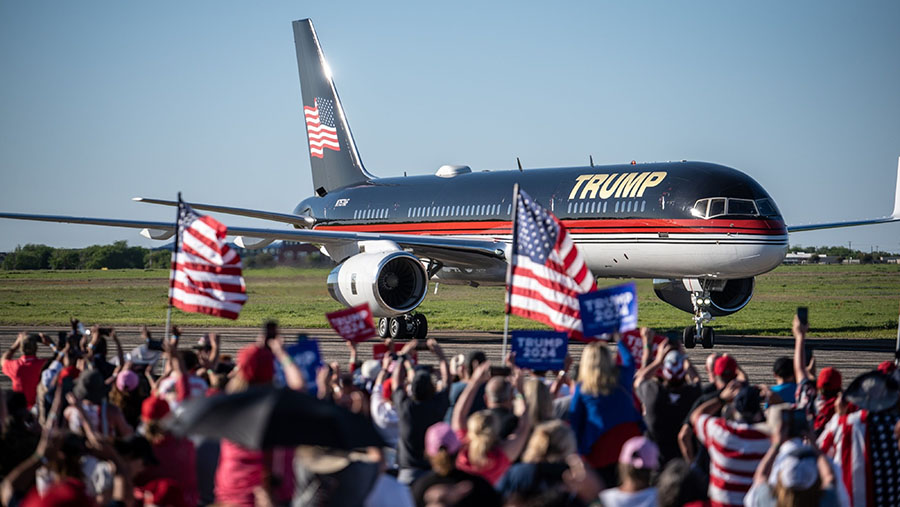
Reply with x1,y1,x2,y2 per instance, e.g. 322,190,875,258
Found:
683,326,696,349
377,318,390,338
389,317,407,339
413,314,428,340
701,327,715,349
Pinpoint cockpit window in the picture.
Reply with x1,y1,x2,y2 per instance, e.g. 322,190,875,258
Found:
755,198,781,217
727,199,758,216
691,199,708,218
708,198,726,218
690,197,776,218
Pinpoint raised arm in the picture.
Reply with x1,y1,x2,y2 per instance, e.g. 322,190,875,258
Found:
271,338,306,392
500,396,532,461
690,380,740,429
451,361,491,433
792,315,814,383
2,332,24,362
633,341,673,389
426,338,450,390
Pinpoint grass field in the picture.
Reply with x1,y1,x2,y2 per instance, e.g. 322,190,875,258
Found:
0,265,898,337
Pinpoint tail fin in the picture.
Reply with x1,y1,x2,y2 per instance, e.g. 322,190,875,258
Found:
293,19,373,195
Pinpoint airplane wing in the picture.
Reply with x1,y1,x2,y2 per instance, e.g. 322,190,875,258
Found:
0,212,507,269
131,197,313,227
787,157,900,233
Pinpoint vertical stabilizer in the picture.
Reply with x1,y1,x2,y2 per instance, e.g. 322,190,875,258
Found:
293,19,373,195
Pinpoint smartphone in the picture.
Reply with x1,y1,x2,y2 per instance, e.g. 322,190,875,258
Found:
797,307,808,326
57,331,69,348
490,366,512,377
147,339,164,352
265,321,278,340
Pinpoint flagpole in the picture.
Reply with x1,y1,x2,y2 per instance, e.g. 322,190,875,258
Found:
164,192,183,344
502,183,520,362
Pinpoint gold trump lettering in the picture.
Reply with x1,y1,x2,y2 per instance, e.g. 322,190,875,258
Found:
568,171,666,200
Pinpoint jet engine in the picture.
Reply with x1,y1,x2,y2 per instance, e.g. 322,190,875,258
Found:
327,251,428,317
653,278,755,316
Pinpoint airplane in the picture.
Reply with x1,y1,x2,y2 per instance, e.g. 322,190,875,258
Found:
2,18,899,348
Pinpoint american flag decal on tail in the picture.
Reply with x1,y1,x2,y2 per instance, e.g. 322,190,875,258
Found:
304,97,340,158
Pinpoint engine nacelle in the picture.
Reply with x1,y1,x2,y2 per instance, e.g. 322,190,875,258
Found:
653,278,755,316
327,251,428,317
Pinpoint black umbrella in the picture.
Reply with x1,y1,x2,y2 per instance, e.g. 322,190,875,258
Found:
167,387,386,450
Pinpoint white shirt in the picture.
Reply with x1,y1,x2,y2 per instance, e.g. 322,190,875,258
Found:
598,487,658,507
370,390,399,448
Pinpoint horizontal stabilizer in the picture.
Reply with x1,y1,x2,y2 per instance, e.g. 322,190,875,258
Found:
787,156,900,233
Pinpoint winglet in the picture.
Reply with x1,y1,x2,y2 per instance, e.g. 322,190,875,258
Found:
893,156,900,218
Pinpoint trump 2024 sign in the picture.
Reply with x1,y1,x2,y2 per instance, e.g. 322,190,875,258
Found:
577,282,638,338
326,304,377,342
511,331,568,371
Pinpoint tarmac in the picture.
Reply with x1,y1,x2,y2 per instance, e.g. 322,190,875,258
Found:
1,326,896,391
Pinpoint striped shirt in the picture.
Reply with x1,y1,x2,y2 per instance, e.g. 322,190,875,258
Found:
694,413,770,507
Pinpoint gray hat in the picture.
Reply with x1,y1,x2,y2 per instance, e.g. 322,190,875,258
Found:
845,371,899,413
74,369,107,405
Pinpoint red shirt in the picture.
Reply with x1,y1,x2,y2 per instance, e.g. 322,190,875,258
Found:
2,355,47,408
136,435,199,507
215,440,294,507
454,429,512,485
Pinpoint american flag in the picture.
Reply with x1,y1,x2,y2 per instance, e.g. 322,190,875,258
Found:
507,188,596,338
169,202,247,320
304,97,340,158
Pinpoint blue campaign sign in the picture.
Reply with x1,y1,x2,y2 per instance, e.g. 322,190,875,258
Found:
577,282,638,338
511,330,568,371
275,338,323,394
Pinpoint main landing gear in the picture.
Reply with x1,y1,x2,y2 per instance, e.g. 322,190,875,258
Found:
682,290,715,349
377,313,428,340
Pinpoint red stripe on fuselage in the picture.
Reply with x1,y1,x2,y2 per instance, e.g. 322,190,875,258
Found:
315,218,788,236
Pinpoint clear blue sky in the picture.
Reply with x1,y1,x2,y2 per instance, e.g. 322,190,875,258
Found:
2,1,899,252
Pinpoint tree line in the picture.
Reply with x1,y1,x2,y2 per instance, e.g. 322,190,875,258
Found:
1,242,170,270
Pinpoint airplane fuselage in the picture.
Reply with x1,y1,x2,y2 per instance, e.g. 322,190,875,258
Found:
295,160,789,282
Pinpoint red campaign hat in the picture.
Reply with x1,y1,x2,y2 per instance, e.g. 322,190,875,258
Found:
877,360,896,375
713,355,738,377
381,378,393,401
141,395,170,422
237,344,275,384
817,367,843,391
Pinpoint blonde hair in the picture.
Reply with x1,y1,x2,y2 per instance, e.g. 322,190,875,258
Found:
226,374,250,394
466,410,500,467
522,420,576,464
578,341,619,396
775,477,822,507
523,378,553,423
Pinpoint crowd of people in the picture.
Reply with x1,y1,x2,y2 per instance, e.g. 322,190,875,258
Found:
1,315,899,507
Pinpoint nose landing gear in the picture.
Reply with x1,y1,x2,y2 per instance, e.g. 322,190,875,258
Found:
683,291,715,349
377,313,428,340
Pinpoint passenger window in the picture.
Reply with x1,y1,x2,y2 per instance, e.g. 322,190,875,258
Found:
708,199,726,217
602,202,607,213
614,202,619,213
507,204,512,215
727,199,757,216
641,201,646,212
